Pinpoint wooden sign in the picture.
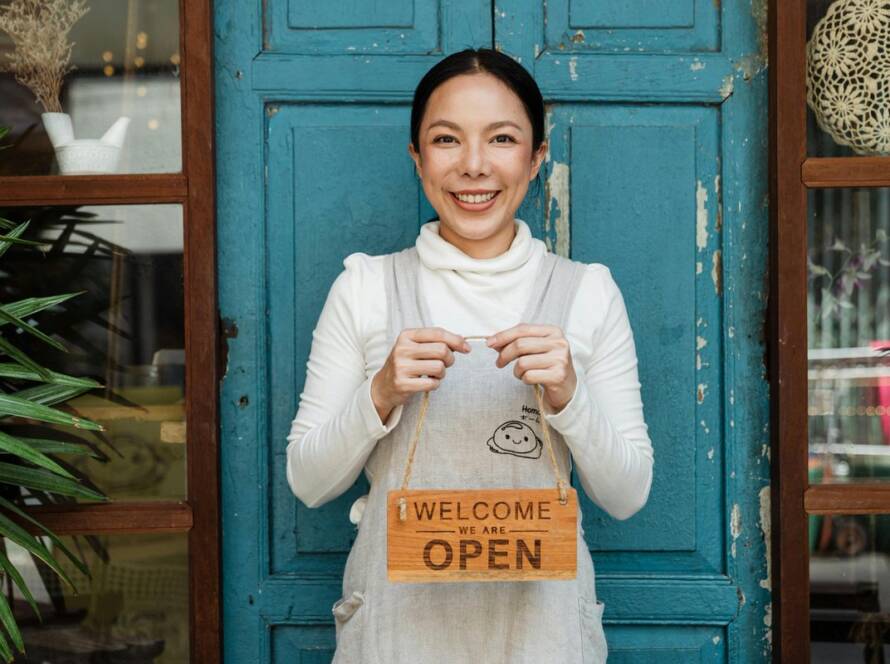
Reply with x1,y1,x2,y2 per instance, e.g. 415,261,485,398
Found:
387,488,577,583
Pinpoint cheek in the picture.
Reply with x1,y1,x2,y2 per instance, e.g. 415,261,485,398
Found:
493,153,534,188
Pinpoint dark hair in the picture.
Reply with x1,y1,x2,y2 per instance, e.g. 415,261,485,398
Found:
410,48,545,196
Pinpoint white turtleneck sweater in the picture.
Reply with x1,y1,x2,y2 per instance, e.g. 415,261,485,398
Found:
286,219,654,522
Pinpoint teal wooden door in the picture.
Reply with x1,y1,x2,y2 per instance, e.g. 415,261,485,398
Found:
216,0,770,661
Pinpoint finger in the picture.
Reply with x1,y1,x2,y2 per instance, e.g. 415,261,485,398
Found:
410,327,470,352
408,341,455,366
487,324,555,349
512,353,557,380
406,359,446,379
516,368,555,386
495,337,553,368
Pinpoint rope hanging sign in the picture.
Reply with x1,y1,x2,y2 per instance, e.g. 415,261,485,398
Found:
387,336,578,583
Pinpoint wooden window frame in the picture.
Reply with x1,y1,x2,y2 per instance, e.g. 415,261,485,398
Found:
769,0,890,660
0,0,220,661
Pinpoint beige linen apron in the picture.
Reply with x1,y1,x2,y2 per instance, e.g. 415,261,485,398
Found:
331,246,608,663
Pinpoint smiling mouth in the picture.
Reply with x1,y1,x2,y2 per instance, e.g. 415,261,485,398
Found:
449,190,501,209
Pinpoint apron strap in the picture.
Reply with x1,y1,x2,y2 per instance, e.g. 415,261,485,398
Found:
397,335,570,521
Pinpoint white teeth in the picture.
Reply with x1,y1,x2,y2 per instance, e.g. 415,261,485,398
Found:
455,191,497,204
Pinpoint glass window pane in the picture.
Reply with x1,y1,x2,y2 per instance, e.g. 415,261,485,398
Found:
806,0,890,158
0,204,186,501
808,188,890,483
0,0,181,175
7,531,188,663
810,513,890,662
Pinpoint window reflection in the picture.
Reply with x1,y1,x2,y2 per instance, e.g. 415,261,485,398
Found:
7,532,188,663
0,0,181,175
811,513,890,662
808,188,890,483
0,204,186,500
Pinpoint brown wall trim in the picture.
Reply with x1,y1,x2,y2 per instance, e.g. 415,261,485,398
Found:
16,501,193,535
805,484,890,514
0,174,188,206
180,0,221,663
802,157,890,188
769,0,811,660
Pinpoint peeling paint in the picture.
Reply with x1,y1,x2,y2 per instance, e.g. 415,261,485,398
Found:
571,30,585,43
712,635,721,645
711,249,723,295
544,106,555,163
546,162,570,256
720,74,735,99
759,486,772,591
731,503,742,558
697,383,708,403
750,0,769,69
707,448,714,460
696,181,709,251
690,59,705,71
696,336,707,350
568,57,578,82
696,261,702,274
219,316,238,380
763,602,773,647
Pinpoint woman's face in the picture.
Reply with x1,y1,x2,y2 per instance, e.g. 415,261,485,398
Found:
408,72,547,258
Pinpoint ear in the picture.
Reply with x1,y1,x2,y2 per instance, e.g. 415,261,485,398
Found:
529,141,548,181
408,142,422,177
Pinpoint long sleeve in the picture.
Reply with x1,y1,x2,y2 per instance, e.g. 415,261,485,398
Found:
542,265,654,520
285,254,404,508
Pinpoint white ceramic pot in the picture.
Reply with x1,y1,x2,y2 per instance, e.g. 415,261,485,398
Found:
41,112,130,175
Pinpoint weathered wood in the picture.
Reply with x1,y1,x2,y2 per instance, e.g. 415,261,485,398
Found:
387,488,577,583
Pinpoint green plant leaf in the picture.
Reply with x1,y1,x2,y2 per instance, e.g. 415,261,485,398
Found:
0,336,52,381
16,437,101,458
0,306,66,352
0,220,30,259
0,292,86,323
0,392,104,431
0,508,78,592
0,548,41,622
0,430,77,479
0,496,90,579
0,363,102,388
0,463,106,501
14,383,95,407
0,628,12,663
0,587,25,655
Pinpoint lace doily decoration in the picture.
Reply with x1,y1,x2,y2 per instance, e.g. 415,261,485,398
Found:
806,0,890,155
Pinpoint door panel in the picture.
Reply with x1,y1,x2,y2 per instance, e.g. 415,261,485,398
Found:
217,0,770,660
498,0,770,659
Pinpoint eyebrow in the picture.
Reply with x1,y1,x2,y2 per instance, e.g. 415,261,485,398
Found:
426,119,523,133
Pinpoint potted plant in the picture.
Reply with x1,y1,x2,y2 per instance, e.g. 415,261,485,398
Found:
0,0,130,175
0,201,111,661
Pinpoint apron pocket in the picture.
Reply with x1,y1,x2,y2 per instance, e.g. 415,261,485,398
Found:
578,596,608,664
332,590,366,661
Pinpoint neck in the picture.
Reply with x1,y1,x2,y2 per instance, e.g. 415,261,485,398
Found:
437,220,517,259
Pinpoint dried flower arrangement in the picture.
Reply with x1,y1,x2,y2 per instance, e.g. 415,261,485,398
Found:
0,0,90,113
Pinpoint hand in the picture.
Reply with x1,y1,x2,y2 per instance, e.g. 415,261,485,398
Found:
486,324,577,414
371,327,470,423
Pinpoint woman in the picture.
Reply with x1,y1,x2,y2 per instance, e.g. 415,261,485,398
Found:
286,47,653,664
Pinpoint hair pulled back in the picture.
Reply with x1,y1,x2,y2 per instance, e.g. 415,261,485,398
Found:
409,48,545,157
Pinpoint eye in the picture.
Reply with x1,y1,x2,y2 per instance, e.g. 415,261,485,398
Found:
432,135,456,144
493,134,516,144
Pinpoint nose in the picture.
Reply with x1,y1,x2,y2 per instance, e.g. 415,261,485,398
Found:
459,139,490,178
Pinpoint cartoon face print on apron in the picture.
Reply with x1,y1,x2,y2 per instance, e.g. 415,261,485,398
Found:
330,246,609,664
